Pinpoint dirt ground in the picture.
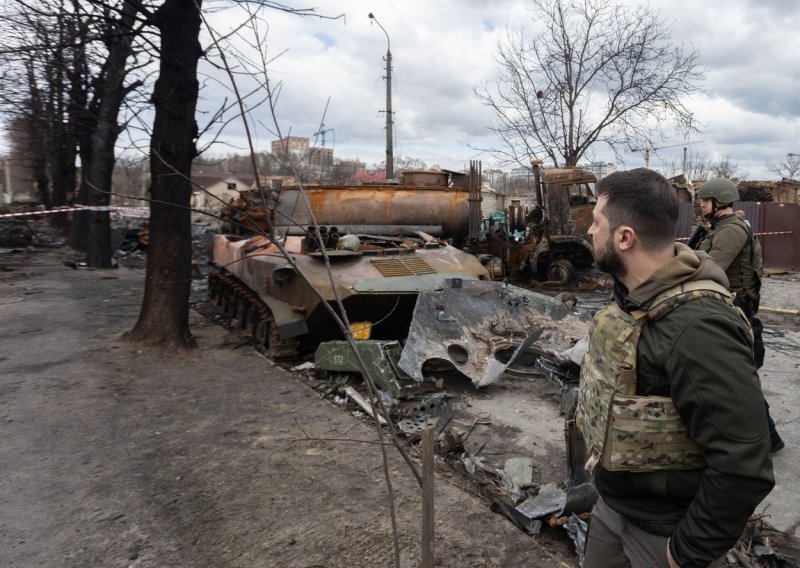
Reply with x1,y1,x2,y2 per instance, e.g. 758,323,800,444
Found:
0,240,580,567
3,225,800,568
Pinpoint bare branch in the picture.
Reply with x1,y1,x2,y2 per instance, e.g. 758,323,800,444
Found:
475,0,706,169
765,155,800,181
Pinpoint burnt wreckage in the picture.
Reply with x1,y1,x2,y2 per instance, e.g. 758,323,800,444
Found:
207,164,603,543
463,161,597,286
206,168,800,561
208,164,593,390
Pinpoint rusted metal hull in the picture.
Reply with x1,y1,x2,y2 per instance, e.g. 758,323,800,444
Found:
211,233,489,344
275,186,470,239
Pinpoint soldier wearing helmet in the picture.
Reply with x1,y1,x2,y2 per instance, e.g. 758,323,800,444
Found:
695,178,784,452
696,178,761,309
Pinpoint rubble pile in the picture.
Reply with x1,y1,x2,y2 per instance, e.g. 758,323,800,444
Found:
728,516,800,567
668,174,695,203
737,179,800,203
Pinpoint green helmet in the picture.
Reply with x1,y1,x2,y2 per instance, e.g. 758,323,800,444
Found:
697,178,738,204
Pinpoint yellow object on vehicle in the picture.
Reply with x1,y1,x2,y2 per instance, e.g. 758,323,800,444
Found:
350,322,372,340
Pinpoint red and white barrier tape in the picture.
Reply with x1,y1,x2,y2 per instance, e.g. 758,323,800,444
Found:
0,205,150,219
677,230,793,241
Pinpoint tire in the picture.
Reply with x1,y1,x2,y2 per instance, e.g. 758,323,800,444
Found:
546,259,576,285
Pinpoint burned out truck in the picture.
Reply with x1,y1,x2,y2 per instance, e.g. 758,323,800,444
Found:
466,161,597,285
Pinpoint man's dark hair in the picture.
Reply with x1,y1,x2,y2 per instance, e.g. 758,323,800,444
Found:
595,168,678,250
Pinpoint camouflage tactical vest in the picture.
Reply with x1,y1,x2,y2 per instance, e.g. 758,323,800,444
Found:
698,215,762,301
575,279,735,473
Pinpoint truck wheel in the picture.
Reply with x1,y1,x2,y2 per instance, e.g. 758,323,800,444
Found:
546,259,576,285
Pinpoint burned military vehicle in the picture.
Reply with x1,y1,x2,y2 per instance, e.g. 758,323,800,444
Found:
209,174,490,362
209,228,489,354
208,166,590,391
466,161,597,285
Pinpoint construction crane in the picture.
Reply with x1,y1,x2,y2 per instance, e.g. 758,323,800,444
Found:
313,97,335,147
630,141,703,169
314,124,334,147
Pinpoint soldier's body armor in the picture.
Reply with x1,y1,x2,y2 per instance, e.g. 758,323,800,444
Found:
576,280,738,473
698,215,762,302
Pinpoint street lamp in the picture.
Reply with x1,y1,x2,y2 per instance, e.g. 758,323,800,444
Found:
368,13,394,180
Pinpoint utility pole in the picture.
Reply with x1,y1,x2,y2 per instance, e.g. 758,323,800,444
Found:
369,13,393,180
3,158,11,204
683,147,688,178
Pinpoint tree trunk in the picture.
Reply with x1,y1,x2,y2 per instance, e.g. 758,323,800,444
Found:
80,1,138,268
71,141,92,252
27,65,52,210
83,119,116,268
33,154,52,210
48,14,74,229
125,0,202,348
51,147,76,223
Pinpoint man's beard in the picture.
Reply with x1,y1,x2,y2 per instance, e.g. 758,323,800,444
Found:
594,238,626,278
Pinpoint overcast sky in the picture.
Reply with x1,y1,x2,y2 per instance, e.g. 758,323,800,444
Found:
81,0,785,179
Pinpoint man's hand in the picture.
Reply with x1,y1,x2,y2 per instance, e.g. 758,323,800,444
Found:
667,538,680,568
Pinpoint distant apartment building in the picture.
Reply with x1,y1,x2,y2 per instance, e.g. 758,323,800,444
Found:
271,136,333,169
483,169,505,190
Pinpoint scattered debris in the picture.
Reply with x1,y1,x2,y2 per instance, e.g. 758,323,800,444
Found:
561,514,589,558
728,516,800,567
504,457,534,488
315,340,417,398
396,393,453,436
463,163,597,286
399,279,589,387
343,385,387,425
0,218,65,248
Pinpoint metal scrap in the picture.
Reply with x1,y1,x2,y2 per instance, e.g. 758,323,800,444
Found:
314,340,414,398
343,386,387,425
398,279,589,388
397,393,453,435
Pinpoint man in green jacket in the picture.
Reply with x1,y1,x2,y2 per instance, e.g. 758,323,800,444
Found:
578,168,774,568
695,177,784,453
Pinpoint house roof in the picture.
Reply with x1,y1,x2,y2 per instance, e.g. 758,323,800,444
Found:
191,175,255,189
346,170,387,184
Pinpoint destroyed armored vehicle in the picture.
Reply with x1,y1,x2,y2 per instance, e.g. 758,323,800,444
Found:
209,172,590,390
209,229,489,357
209,177,489,357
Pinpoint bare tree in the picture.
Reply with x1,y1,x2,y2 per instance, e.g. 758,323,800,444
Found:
475,0,704,168
72,0,145,267
0,8,55,210
0,0,94,220
124,0,203,348
664,149,712,182
328,157,366,183
765,155,800,181
0,0,151,254
710,154,747,181
123,0,343,348
685,151,712,182
395,156,428,171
